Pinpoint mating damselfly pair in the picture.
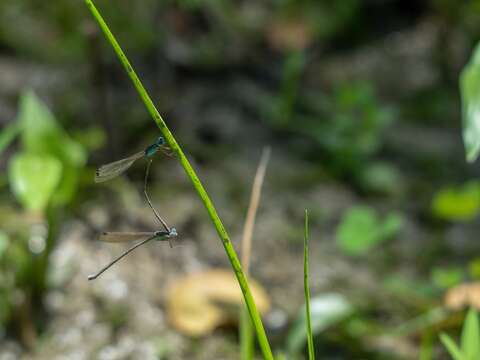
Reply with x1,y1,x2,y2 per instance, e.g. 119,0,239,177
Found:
89,136,178,280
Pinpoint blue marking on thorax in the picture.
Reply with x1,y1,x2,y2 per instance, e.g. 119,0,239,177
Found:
144,143,159,157
144,136,165,157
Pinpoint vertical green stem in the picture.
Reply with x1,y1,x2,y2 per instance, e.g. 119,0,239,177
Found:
84,1,273,359
304,209,315,359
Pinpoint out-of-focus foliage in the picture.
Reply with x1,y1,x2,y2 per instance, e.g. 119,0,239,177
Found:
0,122,20,156
268,78,395,176
0,0,160,61
15,91,86,206
8,153,62,212
431,267,465,290
460,42,480,163
440,308,480,360
336,206,403,256
309,82,394,169
357,162,404,196
431,181,480,222
286,293,354,356
1,91,87,341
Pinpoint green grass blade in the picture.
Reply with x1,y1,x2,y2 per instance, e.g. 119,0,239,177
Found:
461,308,480,359
304,209,315,359
440,333,464,360
84,1,273,358
240,306,254,360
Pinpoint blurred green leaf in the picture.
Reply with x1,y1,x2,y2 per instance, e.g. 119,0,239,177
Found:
358,162,404,196
336,206,403,256
431,267,465,289
287,293,353,355
431,182,480,221
461,42,480,163
440,333,464,360
18,90,86,165
461,308,479,360
0,231,9,258
0,121,20,155
440,309,480,360
16,90,86,205
8,153,62,212
72,126,106,151
468,258,480,280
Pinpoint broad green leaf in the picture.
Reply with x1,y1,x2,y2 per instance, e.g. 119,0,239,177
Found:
431,182,480,221
287,293,353,354
16,90,86,205
8,153,62,211
440,333,464,360
18,90,86,166
461,43,480,163
461,308,480,359
336,206,402,256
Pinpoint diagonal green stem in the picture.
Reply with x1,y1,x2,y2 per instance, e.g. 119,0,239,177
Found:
84,1,273,358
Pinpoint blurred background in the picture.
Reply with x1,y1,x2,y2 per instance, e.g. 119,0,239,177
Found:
1,0,480,359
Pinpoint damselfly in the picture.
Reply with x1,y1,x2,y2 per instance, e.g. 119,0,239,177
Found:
89,157,177,281
88,228,177,280
95,136,169,183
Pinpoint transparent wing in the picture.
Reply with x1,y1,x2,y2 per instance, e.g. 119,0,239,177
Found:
95,151,144,183
98,231,156,243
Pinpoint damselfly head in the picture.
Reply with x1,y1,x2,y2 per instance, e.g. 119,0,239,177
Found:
156,136,166,145
169,227,178,237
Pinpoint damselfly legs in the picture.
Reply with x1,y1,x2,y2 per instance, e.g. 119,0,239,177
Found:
89,135,178,280
87,229,177,280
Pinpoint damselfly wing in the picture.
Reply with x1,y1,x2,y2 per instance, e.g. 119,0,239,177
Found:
99,231,159,243
95,151,144,183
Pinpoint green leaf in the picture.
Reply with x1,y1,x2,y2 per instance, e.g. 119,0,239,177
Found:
287,293,353,355
336,206,403,256
8,153,62,212
461,308,480,359
461,42,480,163
440,333,464,360
431,267,465,289
18,90,86,165
0,121,20,155
431,182,480,221
16,90,86,205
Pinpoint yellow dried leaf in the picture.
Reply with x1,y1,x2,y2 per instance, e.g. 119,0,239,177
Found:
166,268,271,336
444,282,480,310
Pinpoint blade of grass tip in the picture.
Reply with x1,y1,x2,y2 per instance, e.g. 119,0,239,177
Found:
84,2,273,359
304,209,315,360
240,147,271,360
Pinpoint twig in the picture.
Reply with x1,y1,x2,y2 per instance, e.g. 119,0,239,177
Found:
241,147,271,275
240,147,271,360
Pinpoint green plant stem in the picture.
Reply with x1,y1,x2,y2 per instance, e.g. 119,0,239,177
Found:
84,1,273,358
304,209,315,359
240,307,254,360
